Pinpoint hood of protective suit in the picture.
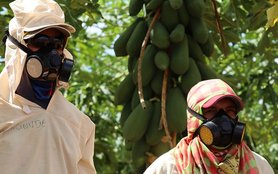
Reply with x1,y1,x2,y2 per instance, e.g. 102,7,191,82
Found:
0,0,75,104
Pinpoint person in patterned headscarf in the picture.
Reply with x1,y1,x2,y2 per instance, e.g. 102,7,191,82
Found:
144,79,274,174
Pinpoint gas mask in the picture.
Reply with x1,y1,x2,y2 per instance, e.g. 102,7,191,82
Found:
4,31,74,82
188,107,246,148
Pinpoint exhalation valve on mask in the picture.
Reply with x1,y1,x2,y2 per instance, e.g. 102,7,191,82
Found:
188,107,246,148
4,31,74,82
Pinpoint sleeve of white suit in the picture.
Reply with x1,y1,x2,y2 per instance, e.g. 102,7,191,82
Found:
78,116,97,174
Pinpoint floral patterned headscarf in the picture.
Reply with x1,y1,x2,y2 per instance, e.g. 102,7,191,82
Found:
174,79,259,174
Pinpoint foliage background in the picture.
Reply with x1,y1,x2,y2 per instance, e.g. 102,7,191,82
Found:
0,0,277,173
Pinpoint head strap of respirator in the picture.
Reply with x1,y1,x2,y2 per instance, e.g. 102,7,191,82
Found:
3,31,74,82
187,107,246,148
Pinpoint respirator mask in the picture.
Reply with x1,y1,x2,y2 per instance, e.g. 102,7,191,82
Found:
188,107,246,148
4,31,74,82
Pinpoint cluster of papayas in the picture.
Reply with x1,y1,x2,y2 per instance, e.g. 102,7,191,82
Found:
114,0,218,173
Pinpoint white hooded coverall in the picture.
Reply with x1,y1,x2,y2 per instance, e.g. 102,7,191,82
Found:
0,0,96,173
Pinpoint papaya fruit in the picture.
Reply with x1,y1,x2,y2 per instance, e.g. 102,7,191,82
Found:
114,73,135,105
180,58,202,95
170,35,190,75
154,50,169,71
146,0,164,11
120,102,132,127
187,35,206,63
170,24,185,43
177,3,189,27
196,61,218,80
150,21,170,49
150,70,163,95
200,34,215,57
133,44,157,86
184,0,205,18
166,87,187,132
129,0,144,16
190,17,209,44
131,138,150,173
146,101,165,146
160,1,179,31
150,141,171,157
113,18,142,57
128,56,137,73
123,102,153,142
127,20,148,57
131,86,153,110
169,0,183,9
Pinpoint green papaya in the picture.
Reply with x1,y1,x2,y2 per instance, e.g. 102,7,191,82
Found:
131,138,150,173
133,44,157,86
169,0,183,9
127,20,148,57
129,0,144,16
150,141,171,157
131,86,153,110
120,102,132,127
113,18,142,57
150,21,170,49
166,87,187,133
180,58,202,95
187,35,206,63
146,101,165,146
190,17,209,44
128,56,137,73
114,73,135,105
184,0,205,18
150,70,163,95
196,61,218,80
178,3,189,27
123,102,153,141
170,35,190,75
160,1,179,31
200,34,214,57
146,0,164,11
154,50,169,70
170,24,185,43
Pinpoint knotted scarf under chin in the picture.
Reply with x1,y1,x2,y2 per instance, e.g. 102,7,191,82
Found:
30,79,55,100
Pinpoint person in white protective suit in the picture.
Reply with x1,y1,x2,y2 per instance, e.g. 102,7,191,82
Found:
0,0,96,173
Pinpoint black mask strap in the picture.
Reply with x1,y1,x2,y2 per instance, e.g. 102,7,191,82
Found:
187,107,207,121
3,31,32,54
